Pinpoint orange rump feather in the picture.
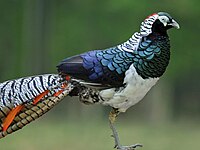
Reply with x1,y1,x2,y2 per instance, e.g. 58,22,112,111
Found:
2,105,24,131
53,83,67,97
33,90,49,105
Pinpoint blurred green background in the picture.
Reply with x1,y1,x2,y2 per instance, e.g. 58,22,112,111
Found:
0,0,200,150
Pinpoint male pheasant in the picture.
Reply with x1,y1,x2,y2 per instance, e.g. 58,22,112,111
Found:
57,12,179,150
0,12,179,150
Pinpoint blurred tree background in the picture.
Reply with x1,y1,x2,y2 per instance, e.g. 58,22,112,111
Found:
0,0,200,150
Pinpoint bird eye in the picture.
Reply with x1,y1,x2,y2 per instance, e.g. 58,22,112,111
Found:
158,16,169,25
161,17,168,22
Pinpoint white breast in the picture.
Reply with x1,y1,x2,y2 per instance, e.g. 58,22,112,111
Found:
100,65,159,112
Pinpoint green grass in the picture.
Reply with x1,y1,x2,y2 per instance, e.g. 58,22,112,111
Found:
1,119,200,150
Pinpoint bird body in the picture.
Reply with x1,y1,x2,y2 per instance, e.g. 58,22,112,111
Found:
58,13,175,112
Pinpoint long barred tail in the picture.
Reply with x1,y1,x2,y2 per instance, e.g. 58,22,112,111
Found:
0,74,73,139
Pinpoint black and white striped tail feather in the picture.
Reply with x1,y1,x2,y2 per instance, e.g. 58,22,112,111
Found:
0,74,73,138
0,83,73,139
0,74,64,108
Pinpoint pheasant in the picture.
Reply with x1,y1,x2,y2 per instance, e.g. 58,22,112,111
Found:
0,12,179,150
57,12,179,149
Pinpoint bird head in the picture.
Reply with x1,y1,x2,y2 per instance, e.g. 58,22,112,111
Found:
140,12,180,36
157,12,180,29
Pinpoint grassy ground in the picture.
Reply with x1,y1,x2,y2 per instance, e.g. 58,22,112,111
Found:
1,118,200,150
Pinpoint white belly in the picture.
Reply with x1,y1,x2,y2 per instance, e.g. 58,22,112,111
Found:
100,64,159,112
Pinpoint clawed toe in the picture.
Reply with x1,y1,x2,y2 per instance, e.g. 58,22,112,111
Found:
115,144,143,150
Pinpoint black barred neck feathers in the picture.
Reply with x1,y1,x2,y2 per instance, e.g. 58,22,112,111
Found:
117,13,159,52
117,12,174,79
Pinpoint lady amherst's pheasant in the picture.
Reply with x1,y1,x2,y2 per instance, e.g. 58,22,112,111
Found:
0,12,179,150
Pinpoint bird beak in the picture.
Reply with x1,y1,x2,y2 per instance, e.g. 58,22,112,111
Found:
169,19,180,29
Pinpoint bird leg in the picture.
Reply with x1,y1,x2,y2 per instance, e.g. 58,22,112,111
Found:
109,108,143,150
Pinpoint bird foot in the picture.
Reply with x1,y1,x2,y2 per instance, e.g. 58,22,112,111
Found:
114,144,143,150
109,109,142,150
